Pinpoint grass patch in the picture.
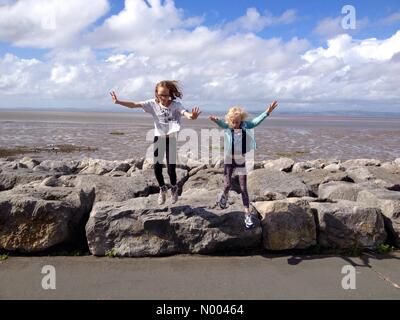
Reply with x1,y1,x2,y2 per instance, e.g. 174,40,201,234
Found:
377,243,395,254
105,248,118,258
275,150,310,158
0,253,9,261
109,131,125,136
0,144,97,158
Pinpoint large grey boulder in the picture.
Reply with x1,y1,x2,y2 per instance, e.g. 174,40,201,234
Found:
346,166,400,191
310,200,386,249
357,189,400,247
252,199,316,250
318,181,365,201
248,169,310,200
34,160,79,174
19,157,40,169
292,169,352,196
0,169,58,191
77,158,132,175
0,183,95,252
342,159,381,168
184,168,239,192
263,158,294,172
85,190,262,257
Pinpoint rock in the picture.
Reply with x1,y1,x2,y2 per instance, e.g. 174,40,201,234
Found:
248,169,310,200
292,159,339,173
77,158,131,175
263,157,294,172
342,159,381,168
345,166,375,182
1,160,27,170
0,184,95,252
74,168,188,203
292,169,353,197
184,168,238,192
381,161,399,171
36,160,79,174
177,152,207,170
19,157,40,169
78,159,114,175
252,199,316,250
85,191,262,257
310,200,386,249
292,162,313,173
105,170,128,177
188,164,208,177
40,176,59,187
395,158,400,166
0,169,58,191
318,181,364,201
357,189,400,247
112,162,131,172
323,163,345,172
346,166,400,191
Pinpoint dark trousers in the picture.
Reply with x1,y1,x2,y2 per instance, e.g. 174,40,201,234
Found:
153,135,177,187
223,161,249,208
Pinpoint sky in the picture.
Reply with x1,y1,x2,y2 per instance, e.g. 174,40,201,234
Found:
0,0,399,113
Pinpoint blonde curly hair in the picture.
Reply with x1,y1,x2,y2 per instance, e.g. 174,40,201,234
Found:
225,106,248,128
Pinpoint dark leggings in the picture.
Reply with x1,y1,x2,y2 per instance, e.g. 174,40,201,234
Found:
153,135,177,187
223,162,249,208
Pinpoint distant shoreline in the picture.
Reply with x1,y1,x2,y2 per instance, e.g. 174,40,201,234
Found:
1,108,400,120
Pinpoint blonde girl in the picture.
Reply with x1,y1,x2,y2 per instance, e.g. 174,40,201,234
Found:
209,101,278,228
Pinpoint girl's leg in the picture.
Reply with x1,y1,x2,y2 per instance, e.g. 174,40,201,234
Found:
153,136,166,187
239,173,254,228
223,164,234,196
217,164,233,209
166,135,177,186
238,173,250,209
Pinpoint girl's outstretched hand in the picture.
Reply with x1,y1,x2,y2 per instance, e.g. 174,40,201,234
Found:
267,100,278,114
190,107,202,120
208,115,219,122
110,91,118,104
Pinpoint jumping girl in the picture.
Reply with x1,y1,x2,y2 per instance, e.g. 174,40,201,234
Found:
209,101,278,229
110,80,201,205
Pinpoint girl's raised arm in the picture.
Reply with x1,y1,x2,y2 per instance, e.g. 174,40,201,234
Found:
110,91,143,109
247,100,278,129
209,115,229,129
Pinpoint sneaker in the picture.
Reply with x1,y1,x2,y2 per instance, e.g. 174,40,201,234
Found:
216,193,227,209
158,185,168,205
244,214,254,229
171,185,179,204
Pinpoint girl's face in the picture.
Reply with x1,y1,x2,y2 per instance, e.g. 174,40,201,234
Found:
231,116,241,129
156,86,171,105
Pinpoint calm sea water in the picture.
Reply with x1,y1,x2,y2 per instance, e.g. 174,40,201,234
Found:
0,110,399,162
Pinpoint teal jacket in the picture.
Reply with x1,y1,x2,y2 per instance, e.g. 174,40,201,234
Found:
214,111,270,156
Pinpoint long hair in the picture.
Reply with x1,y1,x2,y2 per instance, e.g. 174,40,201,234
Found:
155,80,183,103
225,106,249,127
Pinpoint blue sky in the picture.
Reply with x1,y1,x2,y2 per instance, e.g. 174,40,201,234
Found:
2,0,400,58
0,0,399,112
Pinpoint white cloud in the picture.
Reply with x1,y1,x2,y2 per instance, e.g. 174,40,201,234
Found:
0,0,109,48
0,0,399,112
314,16,369,38
223,8,297,33
379,11,400,26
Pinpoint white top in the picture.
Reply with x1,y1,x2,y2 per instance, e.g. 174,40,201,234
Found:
139,99,188,136
233,129,244,156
